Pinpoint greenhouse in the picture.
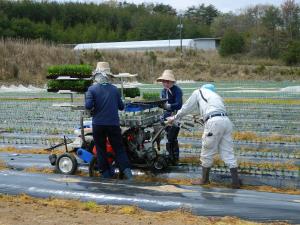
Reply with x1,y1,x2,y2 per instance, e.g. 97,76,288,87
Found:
74,38,219,51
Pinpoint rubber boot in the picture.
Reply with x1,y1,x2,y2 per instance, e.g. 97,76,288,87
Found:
230,168,241,189
123,168,133,181
192,167,210,185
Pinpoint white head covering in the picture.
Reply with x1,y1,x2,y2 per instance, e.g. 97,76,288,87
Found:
92,62,112,84
202,83,216,92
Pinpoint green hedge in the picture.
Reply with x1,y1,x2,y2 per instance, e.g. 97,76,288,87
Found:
47,64,93,78
47,79,92,92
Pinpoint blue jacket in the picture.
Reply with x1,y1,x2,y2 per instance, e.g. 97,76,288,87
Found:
85,83,124,126
161,84,183,119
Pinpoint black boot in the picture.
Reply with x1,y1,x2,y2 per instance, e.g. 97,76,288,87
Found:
230,168,241,189
192,167,210,185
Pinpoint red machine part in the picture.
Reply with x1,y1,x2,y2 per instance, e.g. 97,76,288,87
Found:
92,138,115,164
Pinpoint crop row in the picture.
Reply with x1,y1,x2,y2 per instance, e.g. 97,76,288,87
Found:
0,136,61,146
178,147,300,159
176,160,299,178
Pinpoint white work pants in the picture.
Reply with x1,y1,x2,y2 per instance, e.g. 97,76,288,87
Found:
201,116,237,168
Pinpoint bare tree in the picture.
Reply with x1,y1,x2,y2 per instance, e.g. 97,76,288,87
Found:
281,0,300,40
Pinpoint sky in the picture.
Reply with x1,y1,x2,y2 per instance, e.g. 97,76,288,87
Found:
72,0,287,13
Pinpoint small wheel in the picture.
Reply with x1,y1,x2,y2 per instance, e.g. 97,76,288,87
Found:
56,153,78,175
152,156,167,172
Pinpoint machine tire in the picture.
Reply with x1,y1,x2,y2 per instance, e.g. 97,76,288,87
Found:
55,153,78,175
151,156,167,173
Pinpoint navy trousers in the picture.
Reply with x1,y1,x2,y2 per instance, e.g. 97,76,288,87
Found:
92,125,131,174
166,125,180,160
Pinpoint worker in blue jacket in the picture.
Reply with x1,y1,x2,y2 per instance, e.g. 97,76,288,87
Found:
85,62,132,180
157,69,183,165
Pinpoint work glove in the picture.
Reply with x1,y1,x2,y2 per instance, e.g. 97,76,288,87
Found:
166,116,175,124
159,115,165,125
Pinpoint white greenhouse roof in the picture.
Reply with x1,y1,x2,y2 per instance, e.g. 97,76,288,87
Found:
74,39,196,50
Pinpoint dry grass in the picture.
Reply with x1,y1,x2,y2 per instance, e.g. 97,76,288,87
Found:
179,157,200,164
179,130,203,138
225,98,300,105
237,160,299,171
0,38,77,85
23,167,89,176
180,156,299,171
0,146,63,155
233,132,300,143
1,39,299,85
24,167,55,174
0,160,7,170
179,131,300,143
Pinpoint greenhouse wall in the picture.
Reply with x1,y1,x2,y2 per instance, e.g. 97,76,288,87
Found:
73,38,219,51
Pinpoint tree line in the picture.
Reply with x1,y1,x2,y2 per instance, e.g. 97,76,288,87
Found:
214,0,300,65
0,0,299,64
0,0,218,43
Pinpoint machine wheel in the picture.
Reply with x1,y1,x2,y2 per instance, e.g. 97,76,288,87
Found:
151,156,167,173
88,156,100,177
55,153,78,175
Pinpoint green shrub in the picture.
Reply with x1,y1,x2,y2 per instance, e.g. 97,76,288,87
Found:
47,79,92,92
282,41,300,66
219,29,245,57
47,64,93,78
143,92,160,100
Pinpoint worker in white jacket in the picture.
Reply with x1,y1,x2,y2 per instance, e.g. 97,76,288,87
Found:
167,84,240,189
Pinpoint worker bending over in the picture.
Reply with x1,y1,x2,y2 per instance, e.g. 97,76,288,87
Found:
167,84,240,189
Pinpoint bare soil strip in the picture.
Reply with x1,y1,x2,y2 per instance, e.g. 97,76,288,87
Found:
0,194,290,225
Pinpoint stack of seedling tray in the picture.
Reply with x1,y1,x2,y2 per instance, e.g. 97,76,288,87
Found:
119,109,161,127
47,64,141,98
119,100,166,127
47,64,93,93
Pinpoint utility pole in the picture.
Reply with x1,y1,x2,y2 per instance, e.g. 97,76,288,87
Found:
177,14,183,58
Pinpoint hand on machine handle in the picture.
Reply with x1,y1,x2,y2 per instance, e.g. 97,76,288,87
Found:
166,116,175,124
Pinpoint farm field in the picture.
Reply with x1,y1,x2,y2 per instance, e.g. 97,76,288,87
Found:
0,81,300,224
0,81,299,188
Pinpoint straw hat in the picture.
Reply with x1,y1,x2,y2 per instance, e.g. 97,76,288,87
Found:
93,61,112,75
156,70,176,82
